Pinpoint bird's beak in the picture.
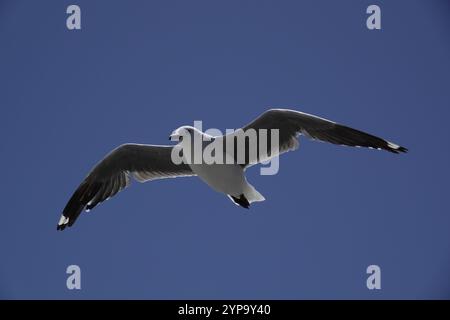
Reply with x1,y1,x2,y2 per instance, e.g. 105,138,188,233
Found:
169,130,179,141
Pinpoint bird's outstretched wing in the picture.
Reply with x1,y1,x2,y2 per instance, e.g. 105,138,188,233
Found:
57,144,194,230
225,108,407,167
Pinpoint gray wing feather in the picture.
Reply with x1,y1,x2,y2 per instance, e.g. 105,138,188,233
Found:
229,108,407,167
58,144,194,230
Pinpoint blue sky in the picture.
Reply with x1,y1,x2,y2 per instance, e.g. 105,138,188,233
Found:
0,0,449,299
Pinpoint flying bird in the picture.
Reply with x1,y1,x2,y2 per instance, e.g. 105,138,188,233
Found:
57,108,407,230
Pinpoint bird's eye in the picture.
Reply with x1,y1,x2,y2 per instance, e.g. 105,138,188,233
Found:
179,136,183,142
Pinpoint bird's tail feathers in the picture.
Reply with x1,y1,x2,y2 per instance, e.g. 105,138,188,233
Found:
244,184,265,203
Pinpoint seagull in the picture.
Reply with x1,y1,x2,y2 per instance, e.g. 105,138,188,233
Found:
57,108,407,230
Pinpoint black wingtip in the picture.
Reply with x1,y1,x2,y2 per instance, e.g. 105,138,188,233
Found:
56,215,71,231
397,146,408,153
389,145,408,154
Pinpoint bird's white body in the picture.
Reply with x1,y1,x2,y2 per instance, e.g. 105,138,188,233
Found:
189,163,245,196
179,130,265,203
188,162,264,203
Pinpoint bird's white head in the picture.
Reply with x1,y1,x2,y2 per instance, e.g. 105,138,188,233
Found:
169,125,204,142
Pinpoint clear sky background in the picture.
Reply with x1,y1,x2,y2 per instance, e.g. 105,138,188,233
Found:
1,0,449,299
